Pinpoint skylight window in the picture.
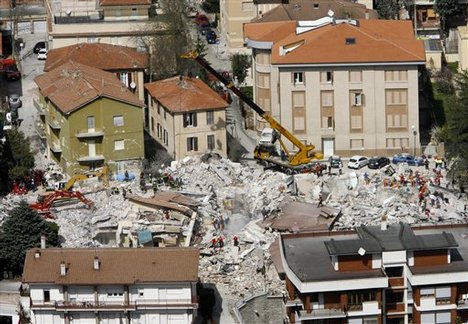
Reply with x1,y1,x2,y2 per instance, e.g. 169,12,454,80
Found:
346,37,356,45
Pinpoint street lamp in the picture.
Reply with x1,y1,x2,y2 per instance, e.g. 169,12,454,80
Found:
411,125,417,156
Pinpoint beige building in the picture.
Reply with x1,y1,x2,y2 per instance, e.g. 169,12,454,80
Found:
145,76,229,161
244,18,425,158
458,25,468,71
46,0,162,49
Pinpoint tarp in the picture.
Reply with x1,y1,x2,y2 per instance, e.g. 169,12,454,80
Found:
137,230,153,244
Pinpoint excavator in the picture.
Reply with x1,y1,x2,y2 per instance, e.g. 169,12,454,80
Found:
30,166,109,218
181,51,323,171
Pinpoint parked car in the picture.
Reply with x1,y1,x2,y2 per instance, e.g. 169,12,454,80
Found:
5,65,21,81
8,94,22,110
328,155,342,168
199,27,211,36
37,48,48,60
206,30,217,44
348,155,369,169
195,14,210,27
391,153,424,166
368,156,390,169
33,41,46,54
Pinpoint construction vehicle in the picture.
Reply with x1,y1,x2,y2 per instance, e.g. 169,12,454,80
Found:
181,51,323,170
31,166,109,217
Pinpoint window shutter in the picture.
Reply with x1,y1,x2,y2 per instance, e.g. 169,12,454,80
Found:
435,287,451,298
194,137,198,151
183,114,187,128
186,137,190,150
193,113,197,127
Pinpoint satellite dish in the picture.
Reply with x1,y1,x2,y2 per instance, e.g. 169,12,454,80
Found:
130,82,136,89
66,8,72,16
358,247,366,256
6,113,12,123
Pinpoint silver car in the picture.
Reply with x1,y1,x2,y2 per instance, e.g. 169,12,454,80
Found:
9,94,22,110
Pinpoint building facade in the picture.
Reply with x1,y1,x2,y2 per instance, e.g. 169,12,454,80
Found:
22,247,199,324
34,61,144,176
145,76,228,161
244,18,425,157
279,223,468,324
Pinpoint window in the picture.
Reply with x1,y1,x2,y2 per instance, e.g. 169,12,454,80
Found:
349,71,362,83
87,116,95,130
256,72,270,88
421,312,435,324
163,129,168,145
151,117,154,132
256,52,270,65
345,37,356,45
436,311,451,324
164,110,167,120
351,115,362,129
385,70,408,81
183,113,197,127
293,72,304,85
321,91,333,107
292,91,305,133
320,71,333,83
43,290,50,302
157,123,161,138
207,135,215,150
113,115,124,127
386,89,407,105
351,139,364,149
386,113,408,128
206,111,214,125
114,140,124,151
351,92,363,106
119,72,130,87
187,137,198,151
157,104,161,115
242,1,254,11
386,138,409,149
327,116,333,128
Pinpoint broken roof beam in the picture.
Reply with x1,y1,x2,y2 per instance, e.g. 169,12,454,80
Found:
126,194,193,216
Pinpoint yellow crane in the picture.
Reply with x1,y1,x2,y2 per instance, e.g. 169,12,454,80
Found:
181,51,323,169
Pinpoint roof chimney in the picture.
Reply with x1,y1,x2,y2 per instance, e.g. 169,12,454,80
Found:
93,256,100,270
34,250,41,259
41,234,46,249
60,261,66,276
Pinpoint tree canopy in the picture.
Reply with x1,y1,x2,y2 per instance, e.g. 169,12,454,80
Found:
0,201,59,277
445,71,468,187
231,53,251,85
375,0,400,19
434,0,459,31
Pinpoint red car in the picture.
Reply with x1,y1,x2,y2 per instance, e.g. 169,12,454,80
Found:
195,13,210,27
5,65,21,81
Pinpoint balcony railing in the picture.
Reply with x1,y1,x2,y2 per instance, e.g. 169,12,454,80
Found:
32,298,197,310
47,120,61,130
458,298,468,309
298,306,346,320
388,277,405,288
77,155,105,163
75,130,105,138
35,122,46,139
33,98,46,115
347,304,363,311
50,142,62,153
386,302,405,313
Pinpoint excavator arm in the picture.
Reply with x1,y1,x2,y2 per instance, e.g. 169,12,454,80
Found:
181,51,322,166
64,165,109,191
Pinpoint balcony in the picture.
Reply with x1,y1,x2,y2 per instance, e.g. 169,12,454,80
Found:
33,98,46,116
47,120,61,130
76,130,105,139
50,142,62,153
417,296,455,311
388,277,405,288
77,155,105,163
386,302,405,314
32,299,198,311
458,297,468,310
347,301,380,316
284,298,303,308
298,307,346,320
35,122,46,139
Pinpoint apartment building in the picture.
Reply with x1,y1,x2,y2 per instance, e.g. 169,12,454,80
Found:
244,18,425,157
145,76,229,160
45,0,161,49
22,247,199,324
44,43,147,102
34,61,144,176
279,223,468,324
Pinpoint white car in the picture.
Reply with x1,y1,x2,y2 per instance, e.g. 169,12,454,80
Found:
258,128,279,146
348,155,369,169
37,48,48,60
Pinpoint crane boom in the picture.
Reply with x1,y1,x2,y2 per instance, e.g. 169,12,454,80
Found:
181,51,322,166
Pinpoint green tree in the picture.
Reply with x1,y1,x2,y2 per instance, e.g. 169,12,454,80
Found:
201,0,220,13
231,53,251,85
434,0,459,31
0,201,59,277
375,0,400,19
445,71,468,186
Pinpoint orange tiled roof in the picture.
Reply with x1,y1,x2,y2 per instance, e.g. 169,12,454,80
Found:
35,61,143,114
145,76,229,113
23,248,199,284
100,0,150,6
248,19,425,65
244,21,296,43
44,43,147,72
